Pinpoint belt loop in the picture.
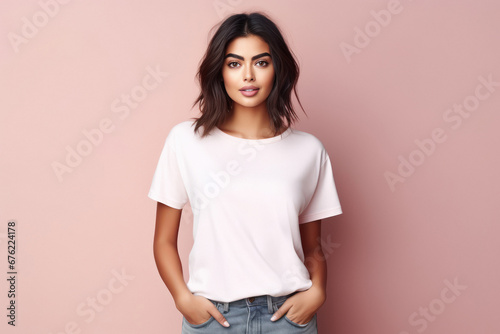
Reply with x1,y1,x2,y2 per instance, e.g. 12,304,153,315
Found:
223,302,229,313
267,295,273,314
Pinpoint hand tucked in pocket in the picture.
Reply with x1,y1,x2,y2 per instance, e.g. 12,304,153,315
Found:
270,286,326,325
175,292,230,327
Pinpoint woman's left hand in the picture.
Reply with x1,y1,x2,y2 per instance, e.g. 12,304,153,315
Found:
270,286,326,325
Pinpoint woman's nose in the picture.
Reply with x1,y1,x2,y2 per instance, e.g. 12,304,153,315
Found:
243,65,255,81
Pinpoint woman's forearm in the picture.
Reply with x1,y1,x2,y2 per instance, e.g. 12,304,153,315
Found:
153,240,192,304
305,247,327,299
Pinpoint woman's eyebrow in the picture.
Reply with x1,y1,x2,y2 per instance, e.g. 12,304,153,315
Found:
224,52,271,61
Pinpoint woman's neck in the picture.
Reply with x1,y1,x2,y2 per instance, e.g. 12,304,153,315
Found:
219,104,286,139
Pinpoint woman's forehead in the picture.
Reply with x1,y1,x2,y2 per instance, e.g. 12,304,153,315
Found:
225,35,270,55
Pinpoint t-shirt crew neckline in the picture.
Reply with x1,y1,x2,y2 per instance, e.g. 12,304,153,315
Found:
213,126,292,144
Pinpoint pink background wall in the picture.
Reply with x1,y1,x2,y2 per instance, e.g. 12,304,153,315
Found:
1,0,499,333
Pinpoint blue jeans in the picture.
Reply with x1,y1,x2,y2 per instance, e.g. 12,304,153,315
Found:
181,291,318,333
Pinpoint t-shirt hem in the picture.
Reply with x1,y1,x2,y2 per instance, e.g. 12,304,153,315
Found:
190,282,314,303
148,190,185,210
299,207,342,224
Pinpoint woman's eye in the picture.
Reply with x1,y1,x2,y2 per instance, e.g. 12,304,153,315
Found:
227,60,269,68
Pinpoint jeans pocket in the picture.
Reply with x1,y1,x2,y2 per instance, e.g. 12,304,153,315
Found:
284,313,316,327
183,315,215,328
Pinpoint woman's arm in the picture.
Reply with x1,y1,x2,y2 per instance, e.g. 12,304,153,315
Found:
299,219,327,300
152,202,230,327
152,202,192,304
270,220,327,324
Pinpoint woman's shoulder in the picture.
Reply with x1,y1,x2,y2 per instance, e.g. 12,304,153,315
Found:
289,127,326,150
170,119,195,132
166,119,198,138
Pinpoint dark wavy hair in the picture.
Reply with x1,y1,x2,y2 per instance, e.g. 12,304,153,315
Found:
189,11,307,138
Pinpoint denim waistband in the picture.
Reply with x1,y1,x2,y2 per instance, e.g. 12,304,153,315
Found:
209,291,298,314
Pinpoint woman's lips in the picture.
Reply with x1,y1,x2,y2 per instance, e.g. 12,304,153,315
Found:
240,88,259,97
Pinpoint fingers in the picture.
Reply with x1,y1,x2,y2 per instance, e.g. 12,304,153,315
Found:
270,301,291,322
209,304,230,327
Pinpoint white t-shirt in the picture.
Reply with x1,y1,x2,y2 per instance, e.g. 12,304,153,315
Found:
148,119,342,302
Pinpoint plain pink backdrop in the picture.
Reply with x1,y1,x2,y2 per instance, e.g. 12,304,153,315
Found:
1,0,499,333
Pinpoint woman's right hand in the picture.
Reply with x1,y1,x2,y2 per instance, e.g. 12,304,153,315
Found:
175,292,230,327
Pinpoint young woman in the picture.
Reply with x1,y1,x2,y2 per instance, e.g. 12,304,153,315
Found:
149,12,342,334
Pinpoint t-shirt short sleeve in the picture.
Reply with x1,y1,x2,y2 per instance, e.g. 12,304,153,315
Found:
148,128,189,210
298,151,342,224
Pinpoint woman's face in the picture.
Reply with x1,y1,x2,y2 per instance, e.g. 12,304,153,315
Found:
222,34,275,110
